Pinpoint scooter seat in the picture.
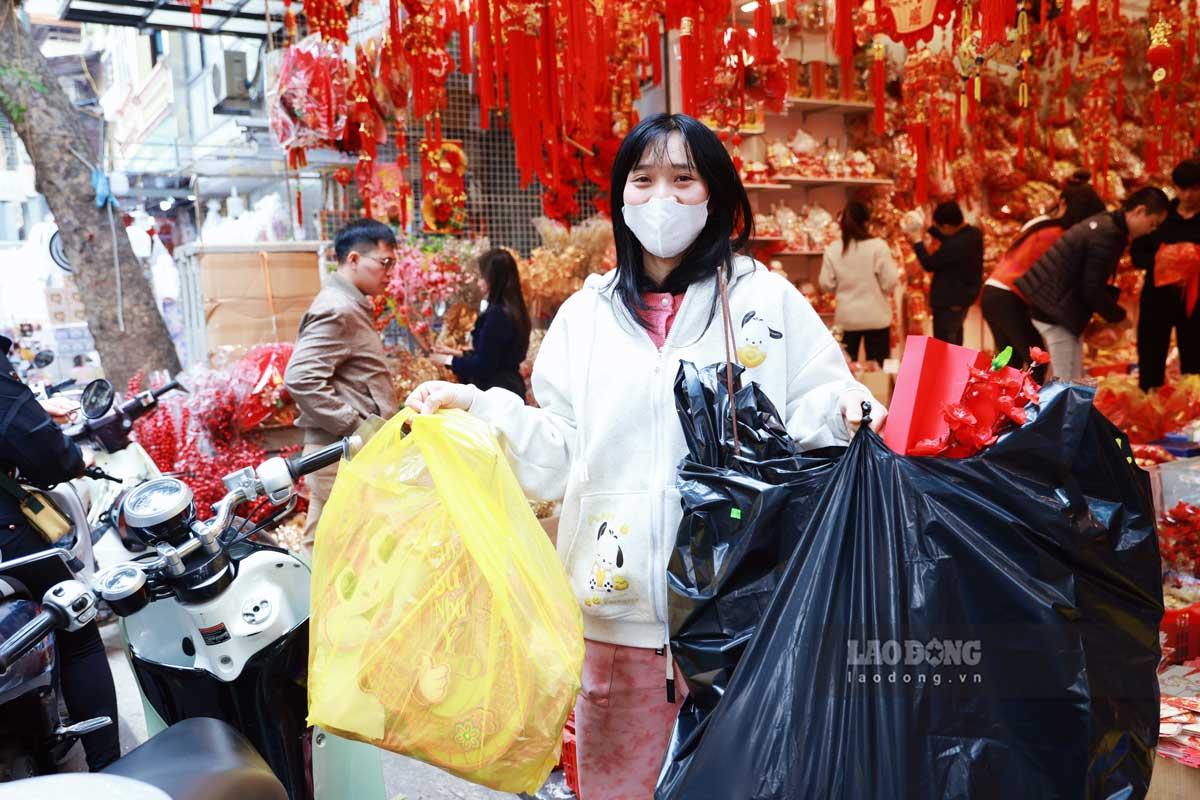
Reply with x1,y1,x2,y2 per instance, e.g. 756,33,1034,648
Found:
102,717,286,800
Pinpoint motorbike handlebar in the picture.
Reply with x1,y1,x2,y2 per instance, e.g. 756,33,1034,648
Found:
152,379,186,400
285,437,359,479
46,379,77,397
0,608,60,674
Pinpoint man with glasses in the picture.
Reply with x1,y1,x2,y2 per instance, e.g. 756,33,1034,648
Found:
285,219,399,552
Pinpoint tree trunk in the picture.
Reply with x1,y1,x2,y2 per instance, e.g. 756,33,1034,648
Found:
0,1,181,388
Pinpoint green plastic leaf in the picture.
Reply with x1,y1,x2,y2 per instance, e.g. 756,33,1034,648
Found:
991,346,1014,371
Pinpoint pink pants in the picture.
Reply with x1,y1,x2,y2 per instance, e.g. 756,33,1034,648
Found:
574,639,687,800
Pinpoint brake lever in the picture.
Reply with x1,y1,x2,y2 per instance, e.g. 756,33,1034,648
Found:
84,466,122,483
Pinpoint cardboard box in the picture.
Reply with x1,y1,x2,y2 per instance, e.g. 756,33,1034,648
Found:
199,250,321,303
199,249,323,351
204,296,314,350
1148,755,1200,800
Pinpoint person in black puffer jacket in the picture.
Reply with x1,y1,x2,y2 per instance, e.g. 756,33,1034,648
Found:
1016,187,1169,380
432,249,532,399
909,201,984,346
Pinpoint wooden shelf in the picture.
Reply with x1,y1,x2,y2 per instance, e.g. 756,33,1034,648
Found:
781,176,895,189
746,177,894,191
749,236,787,243
785,97,875,116
776,250,824,257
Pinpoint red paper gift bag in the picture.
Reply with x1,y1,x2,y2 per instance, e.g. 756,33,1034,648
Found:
883,336,990,454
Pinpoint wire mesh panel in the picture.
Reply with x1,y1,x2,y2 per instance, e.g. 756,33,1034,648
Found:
317,33,601,255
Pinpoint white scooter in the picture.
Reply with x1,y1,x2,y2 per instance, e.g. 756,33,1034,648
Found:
85,435,385,799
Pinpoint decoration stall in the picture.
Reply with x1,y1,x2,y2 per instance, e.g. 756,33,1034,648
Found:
102,1,1200,790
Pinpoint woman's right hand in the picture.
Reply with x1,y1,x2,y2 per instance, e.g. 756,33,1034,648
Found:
405,381,477,414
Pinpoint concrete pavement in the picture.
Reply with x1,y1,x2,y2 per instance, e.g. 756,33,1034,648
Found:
61,623,575,800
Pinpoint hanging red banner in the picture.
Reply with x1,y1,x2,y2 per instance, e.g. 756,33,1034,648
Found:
877,0,956,46
421,140,468,235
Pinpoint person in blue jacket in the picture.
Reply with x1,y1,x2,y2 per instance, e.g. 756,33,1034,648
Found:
432,249,532,398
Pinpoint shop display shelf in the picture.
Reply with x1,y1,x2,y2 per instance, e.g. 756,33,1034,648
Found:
780,176,895,189
784,97,876,116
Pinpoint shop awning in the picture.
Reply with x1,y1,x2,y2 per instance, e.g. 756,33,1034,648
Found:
58,0,288,39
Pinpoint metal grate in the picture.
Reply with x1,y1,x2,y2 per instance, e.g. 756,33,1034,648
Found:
318,33,600,255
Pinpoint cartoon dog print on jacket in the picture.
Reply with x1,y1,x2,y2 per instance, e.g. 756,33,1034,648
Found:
586,521,630,607
736,311,782,368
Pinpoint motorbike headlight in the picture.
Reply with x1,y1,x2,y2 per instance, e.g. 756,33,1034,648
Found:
122,478,195,545
96,564,150,617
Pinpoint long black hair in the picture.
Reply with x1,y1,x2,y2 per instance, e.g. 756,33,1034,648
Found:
1006,182,1106,254
478,249,532,356
610,114,753,329
840,200,872,250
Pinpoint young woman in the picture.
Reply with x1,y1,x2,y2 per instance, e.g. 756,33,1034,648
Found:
431,248,532,398
818,200,898,366
982,183,1105,372
407,113,884,800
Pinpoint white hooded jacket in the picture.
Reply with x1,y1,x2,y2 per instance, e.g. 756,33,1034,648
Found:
467,256,871,650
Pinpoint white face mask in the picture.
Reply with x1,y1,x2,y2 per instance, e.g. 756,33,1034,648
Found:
622,197,709,259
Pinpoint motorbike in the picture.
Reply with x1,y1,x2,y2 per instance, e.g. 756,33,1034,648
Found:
64,377,187,568
0,548,110,781
49,435,383,800
0,550,288,799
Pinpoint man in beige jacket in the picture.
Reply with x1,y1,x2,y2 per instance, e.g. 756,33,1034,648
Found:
285,219,399,550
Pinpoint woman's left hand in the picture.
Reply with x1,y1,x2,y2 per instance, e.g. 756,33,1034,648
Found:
430,353,453,367
841,389,887,435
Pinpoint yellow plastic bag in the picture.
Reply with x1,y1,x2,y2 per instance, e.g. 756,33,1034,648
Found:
308,409,584,793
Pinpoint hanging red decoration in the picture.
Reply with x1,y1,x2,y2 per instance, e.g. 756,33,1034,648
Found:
832,0,858,99
875,0,957,47
871,37,887,135
980,0,1018,49
420,140,468,234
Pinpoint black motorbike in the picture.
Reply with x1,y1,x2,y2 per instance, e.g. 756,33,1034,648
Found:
0,549,107,780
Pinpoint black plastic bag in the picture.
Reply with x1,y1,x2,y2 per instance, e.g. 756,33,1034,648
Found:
657,368,1163,800
662,362,843,771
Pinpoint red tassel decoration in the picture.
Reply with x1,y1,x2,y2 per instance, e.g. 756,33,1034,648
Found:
833,0,856,100
754,0,773,61
909,122,929,204
476,0,494,127
980,0,1017,49
1088,0,1101,38
871,39,886,135
458,9,472,74
648,20,662,85
680,17,698,116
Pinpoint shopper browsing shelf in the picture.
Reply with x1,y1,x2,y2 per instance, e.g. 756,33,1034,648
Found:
283,219,400,552
405,113,885,800
819,200,898,366
983,182,1106,373
430,248,532,399
1132,159,1200,391
1016,187,1170,381
908,201,984,346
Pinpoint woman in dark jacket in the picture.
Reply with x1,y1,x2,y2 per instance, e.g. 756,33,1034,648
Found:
432,249,532,398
